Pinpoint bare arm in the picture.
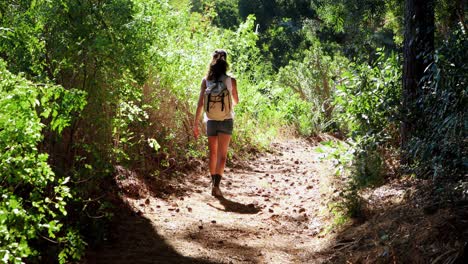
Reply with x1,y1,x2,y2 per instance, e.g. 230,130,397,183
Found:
193,79,206,139
231,78,239,105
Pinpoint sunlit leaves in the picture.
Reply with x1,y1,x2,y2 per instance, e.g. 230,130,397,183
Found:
0,60,86,263
315,2,346,33
147,138,161,152
333,50,401,136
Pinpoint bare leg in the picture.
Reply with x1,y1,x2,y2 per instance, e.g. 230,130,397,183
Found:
215,133,232,176
208,133,231,197
208,136,218,175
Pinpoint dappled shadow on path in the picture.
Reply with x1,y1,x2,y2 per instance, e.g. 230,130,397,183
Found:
207,196,261,214
83,195,217,264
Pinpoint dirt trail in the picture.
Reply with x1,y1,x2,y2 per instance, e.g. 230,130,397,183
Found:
85,139,340,263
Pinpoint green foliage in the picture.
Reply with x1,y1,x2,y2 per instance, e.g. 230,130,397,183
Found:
261,18,308,69
277,41,349,135
238,0,277,28
278,93,317,136
191,0,241,29
352,139,387,187
232,79,285,150
435,0,467,40
317,51,401,222
237,0,318,69
228,15,263,77
0,0,155,166
333,50,401,139
1,0,149,260
319,138,385,223
332,51,401,186
317,140,364,220
0,60,87,263
314,1,346,33
407,29,467,181
238,0,315,28
313,0,402,61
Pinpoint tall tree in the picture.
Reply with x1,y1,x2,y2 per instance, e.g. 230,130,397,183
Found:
401,0,435,165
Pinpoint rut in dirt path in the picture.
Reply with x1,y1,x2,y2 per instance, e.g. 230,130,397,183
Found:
85,139,336,264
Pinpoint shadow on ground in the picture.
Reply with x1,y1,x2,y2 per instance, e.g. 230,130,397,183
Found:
303,182,468,264
183,226,263,263
207,196,261,214
84,198,217,264
83,166,218,264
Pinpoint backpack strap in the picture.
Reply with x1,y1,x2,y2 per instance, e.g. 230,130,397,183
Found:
221,93,225,111
206,93,211,112
225,76,232,91
226,77,232,111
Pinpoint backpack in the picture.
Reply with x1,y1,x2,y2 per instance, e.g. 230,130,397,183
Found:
204,76,232,120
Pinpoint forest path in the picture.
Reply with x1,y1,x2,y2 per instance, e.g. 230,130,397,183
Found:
86,139,338,263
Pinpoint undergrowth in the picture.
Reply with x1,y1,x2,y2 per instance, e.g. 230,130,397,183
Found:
317,50,401,225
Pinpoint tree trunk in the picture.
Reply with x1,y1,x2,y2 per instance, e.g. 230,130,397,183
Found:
401,0,435,165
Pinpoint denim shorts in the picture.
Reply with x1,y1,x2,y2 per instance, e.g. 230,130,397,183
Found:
206,119,233,136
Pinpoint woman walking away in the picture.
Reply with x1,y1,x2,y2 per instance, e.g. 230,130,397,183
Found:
193,49,239,197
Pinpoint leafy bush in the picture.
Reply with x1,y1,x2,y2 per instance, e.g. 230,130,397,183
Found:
316,140,364,220
332,50,400,186
319,51,401,221
0,60,87,263
333,50,401,138
191,0,241,30
407,30,467,181
276,41,348,136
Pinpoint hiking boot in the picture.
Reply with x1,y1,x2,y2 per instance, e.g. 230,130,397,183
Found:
211,186,223,197
211,174,223,197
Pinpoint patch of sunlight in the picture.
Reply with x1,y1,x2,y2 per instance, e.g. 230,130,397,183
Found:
363,184,407,205
259,180,271,188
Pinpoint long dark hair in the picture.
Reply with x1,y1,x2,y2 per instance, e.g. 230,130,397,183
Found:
206,49,228,81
